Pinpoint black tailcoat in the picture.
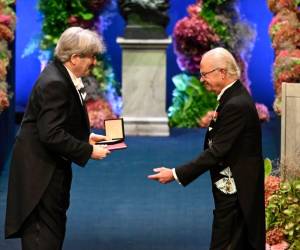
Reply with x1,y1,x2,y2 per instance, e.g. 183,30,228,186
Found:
175,81,265,249
5,59,93,238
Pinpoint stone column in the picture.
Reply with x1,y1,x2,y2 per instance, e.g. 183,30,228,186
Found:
117,37,172,136
281,82,300,179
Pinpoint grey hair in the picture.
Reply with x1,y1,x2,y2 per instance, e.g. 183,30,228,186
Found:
202,47,241,78
54,27,105,63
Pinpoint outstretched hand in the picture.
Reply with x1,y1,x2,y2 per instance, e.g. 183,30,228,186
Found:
148,167,175,184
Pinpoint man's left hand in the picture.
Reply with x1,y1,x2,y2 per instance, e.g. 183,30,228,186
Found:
148,167,175,184
89,133,110,145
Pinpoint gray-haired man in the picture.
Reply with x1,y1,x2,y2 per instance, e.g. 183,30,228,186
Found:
149,48,265,249
5,27,110,250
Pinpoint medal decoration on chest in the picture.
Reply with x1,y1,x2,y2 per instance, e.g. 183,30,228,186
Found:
208,109,218,132
212,110,217,122
214,167,237,194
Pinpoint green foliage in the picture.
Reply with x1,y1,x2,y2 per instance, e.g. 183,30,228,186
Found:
200,11,230,44
39,1,69,50
3,0,15,4
266,179,300,249
203,0,228,5
38,0,94,51
264,158,273,178
0,50,8,60
91,54,120,95
91,60,106,93
200,0,231,45
70,0,94,20
168,74,217,127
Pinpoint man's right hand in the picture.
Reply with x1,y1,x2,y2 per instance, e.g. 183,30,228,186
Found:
91,145,110,160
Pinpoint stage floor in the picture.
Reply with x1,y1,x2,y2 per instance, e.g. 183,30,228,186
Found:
0,117,280,250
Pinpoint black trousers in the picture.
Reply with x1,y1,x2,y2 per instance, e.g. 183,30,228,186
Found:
210,188,254,250
20,165,72,250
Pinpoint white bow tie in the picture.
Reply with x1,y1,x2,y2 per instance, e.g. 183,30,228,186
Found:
74,78,84,91
73,78,86,102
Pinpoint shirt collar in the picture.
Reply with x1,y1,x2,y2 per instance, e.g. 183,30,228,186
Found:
64,66,84,91
217,80,237,101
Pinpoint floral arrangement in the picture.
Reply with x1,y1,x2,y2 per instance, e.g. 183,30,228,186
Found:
38,0,121,128
168,74,217,127
267,0,300,114
0,0,15,114
86,98,116,128
200,0,256,88
273,50,300,95
173,16,219,74
39,0,110,51
272,49,300,114
264,158,300,250
84,54,122,127
168,0,269,127
256,103,271,122
172,0,220,75
0,86,9,112
269,9,300,53
267,0,298,13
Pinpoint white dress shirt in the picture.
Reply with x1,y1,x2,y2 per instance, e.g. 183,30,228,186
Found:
64,66,86,104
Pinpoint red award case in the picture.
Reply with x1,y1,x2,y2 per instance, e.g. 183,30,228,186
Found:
96,118,127,151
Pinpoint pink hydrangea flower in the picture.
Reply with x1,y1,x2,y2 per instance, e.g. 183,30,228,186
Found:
0,15,12,26
255,103,270,122
173,16,219,73
266,241,289,250
264,176,281,207
0,89,9,111
86,98,116,129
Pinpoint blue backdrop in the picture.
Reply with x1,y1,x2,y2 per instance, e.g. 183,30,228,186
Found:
15,0,274,112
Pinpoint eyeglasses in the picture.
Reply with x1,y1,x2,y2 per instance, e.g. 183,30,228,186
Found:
79,53,98,60
199,68,221,78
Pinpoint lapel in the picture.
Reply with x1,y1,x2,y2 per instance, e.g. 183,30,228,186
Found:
53,58,91,131
205,80,243,146
217,80,243,113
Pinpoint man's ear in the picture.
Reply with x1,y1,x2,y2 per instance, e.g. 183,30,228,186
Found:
69,54,80,65
220,68,226,79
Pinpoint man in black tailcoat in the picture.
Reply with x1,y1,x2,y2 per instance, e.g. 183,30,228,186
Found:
5,27,111,250
148,47,265,250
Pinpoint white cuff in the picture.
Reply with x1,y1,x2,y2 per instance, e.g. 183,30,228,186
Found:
172,168,182,185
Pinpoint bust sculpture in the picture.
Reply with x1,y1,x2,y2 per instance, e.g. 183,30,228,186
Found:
118,0,170,39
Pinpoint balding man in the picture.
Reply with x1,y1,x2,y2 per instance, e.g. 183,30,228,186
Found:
5,27,111,250
149,47,265,249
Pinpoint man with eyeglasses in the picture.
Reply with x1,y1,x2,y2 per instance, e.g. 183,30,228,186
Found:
149,47,265,249
5,27,111,250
